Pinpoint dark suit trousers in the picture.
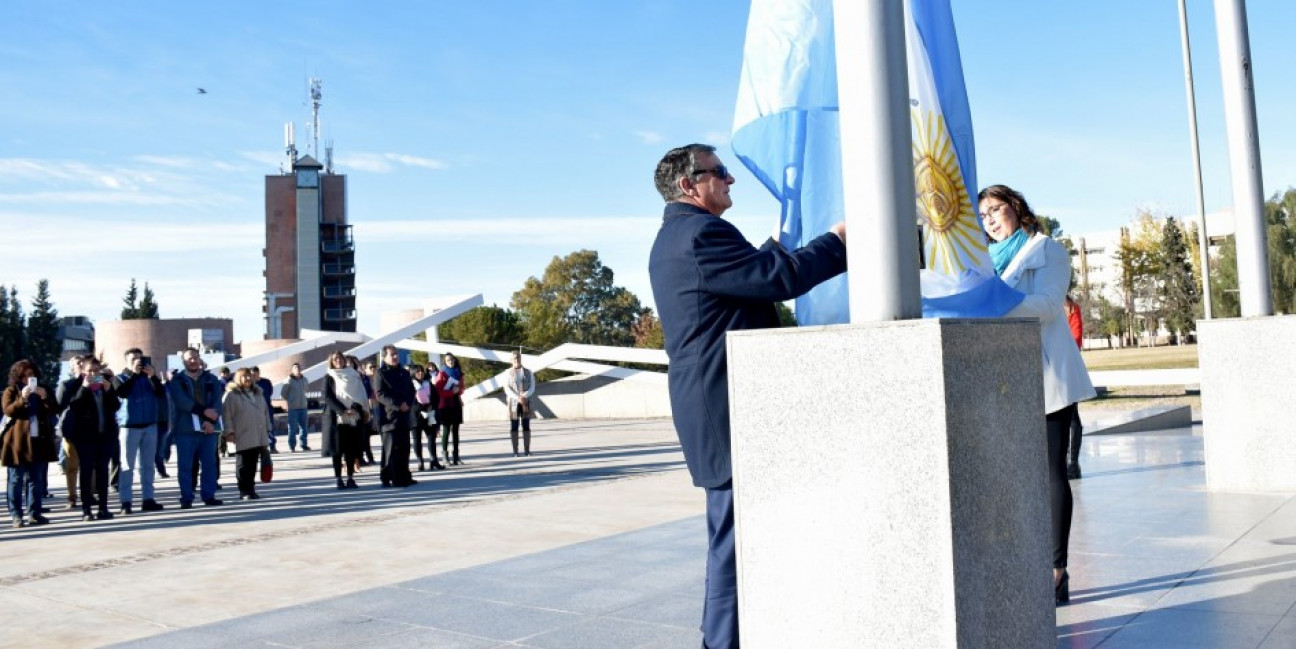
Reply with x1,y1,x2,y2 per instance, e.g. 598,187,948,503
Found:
703,483,738,649
380,421,412,485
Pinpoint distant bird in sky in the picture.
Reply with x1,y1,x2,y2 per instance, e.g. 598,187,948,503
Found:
196,88,207,94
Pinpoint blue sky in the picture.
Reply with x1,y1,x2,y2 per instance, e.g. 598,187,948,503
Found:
2,1,1294,342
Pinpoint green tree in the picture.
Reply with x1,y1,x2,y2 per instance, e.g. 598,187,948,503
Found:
774,302,797,327
1037,215,1063,237
1116,215,1164,346
1263,188,1296,314
1038,214,1077,289
438,305,526,386
1096,295,1127,348
1210,235,1241,318
0,285,24,372
631,309,664,349
26,280,61,381
511,250,647,350
1160,217,1198,343
1207,188,1296,318
121,279,140,319
137,282,161,319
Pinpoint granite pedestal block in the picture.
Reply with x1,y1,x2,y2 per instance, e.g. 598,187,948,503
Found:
1199,315,1296,492
727,319,1055,648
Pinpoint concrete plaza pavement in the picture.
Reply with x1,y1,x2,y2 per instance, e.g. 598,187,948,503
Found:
4,414,1296,648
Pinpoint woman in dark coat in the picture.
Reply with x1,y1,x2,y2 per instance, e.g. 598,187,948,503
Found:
2,359,59,527
322,352,366,489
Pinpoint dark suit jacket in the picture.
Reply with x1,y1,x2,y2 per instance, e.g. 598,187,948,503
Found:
374,363,413,432
649,201,847,488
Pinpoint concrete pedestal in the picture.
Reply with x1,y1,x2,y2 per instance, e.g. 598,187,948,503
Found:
1199,315,1296,492
727,319,1055,648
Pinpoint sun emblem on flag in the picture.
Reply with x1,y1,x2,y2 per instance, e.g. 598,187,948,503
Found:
911,109,987,275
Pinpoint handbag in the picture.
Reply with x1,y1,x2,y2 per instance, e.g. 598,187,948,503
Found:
260,447,274,483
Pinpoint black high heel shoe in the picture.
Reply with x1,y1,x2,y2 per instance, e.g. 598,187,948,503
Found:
1054,570,1070,605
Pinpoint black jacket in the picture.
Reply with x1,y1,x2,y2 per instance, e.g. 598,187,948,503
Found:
65,378,121,443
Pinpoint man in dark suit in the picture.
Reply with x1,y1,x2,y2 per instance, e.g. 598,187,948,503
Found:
649,143,847,649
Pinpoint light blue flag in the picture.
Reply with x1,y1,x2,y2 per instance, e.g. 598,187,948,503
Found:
732,0,1022,323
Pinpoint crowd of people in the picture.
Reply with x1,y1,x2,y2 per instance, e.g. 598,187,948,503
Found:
2,344,538,528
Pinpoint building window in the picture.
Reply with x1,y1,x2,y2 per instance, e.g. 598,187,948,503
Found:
296,170,319,188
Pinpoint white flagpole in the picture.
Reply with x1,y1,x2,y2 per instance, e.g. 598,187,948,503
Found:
833,0,921,323
1213,0,1272,316
1178,0,1213,320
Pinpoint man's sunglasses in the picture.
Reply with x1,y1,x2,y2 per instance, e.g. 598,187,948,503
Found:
692,164,730,180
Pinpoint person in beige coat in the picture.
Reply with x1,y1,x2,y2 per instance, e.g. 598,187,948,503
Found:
221,368,271,501
980,184,1096,606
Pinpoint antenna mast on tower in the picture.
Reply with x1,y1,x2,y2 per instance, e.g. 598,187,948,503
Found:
308,77,323,159
284,122,298,170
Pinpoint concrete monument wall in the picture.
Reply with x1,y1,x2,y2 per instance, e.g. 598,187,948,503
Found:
728,319,1055,648
463,373,671,422
1199,315,1296,492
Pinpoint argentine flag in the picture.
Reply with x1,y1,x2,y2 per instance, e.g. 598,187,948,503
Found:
732,0,1023,324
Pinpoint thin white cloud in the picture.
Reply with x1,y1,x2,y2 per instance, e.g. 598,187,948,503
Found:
335,152,448,173
0,190,190,205
702,130,730,147
634,130,664,144
240,151,287,170
354,216,658,246
384,153,447,170
131,155,247,173
0,157,255,207
0,213,261,253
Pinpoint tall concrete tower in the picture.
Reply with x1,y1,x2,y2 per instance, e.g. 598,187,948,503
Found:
263,82,356,339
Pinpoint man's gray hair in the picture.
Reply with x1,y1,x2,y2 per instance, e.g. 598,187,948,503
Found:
654,143,716,202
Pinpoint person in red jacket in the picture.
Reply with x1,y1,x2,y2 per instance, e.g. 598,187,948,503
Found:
1064,296,1084,479
434,354,466,466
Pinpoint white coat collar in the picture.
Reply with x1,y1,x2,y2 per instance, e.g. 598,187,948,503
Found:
999,232,1049,288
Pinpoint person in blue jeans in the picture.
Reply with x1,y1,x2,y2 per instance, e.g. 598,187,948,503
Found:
2,359,59,527
280,363,310,452
168,348,224,508
113,348,166,514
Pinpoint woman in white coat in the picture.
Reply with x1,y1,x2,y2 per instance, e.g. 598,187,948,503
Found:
979,184,1095,605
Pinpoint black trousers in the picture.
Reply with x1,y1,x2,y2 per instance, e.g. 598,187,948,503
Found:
333,423,361,478
73,439,111,516
380,423,412,485
440,423,460,462
1068,407,1084,464
1047,404,1077,569
234,446,264,496
411,409,436,463
509,406,531,454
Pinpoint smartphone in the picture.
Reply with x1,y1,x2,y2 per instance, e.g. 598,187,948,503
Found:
140,355,152,368
27,377,37,390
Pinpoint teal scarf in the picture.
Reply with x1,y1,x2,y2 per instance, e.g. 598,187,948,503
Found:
984,229,1026,274
989,229,1028,276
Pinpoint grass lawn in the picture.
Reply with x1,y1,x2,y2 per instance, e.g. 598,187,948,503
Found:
1081,344,1199,371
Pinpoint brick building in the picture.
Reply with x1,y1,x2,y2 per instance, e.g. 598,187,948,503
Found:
263,154,357,340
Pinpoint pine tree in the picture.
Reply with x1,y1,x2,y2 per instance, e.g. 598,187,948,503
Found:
0,286,24,372
26,280,62,381
1160,218,1198,343
0,285,14,372
122,278,140,319
138,282,161,319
